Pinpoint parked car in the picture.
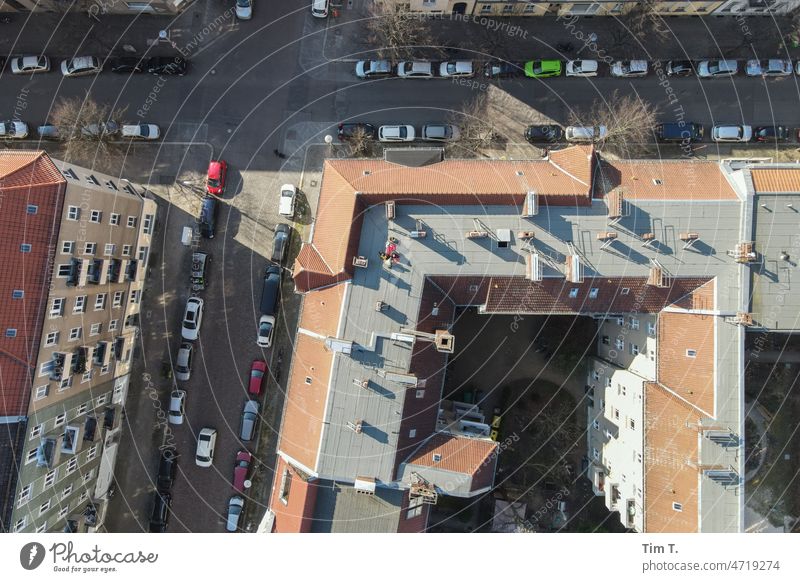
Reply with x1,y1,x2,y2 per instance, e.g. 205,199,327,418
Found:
524,124,563,144
438,60,473,78
279,183,297,217
665,60,695,77
311,0,329,18
191,251,210,291
81,121,119,138
396,61,433,79
378,124,415,142
260,265,281,315
484,60,522,78
239,400,260,441
175,343,193,381
421,124,460,142
36,123,60,140
272,223,290,262
146,56,188,76
249,360,267,395
181,297,204,341
565,60,598,77
524,60,562,78
226,496,244,532
355,60,392,79
655,122,704,143
60,56,102,77
611,60,648,78
0,121,29,139
198,196,218,239
233,451,253,492
206,159,227,196
337,122,377,141
149,492,171,532
121,123,160,140
168,390,186,425
10,55,50,74
235,0,252,19
746,59,792,77
565,125,607,143
257,314,275,348
697,59,738,78
711,124,752,142
195,428,217,467
156,447,177,492
754,125,789,142
110,57,145,74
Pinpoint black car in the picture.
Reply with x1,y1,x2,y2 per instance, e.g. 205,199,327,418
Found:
156,447,177,492
524,124,563,144
110,57,145,74
484,60,522,78
337,122,377,141
665,60,695,77
147,56,188,76
272,223,291,263
198,196,218,239
655,122,704,143
149,492,171,533
754,125,789,142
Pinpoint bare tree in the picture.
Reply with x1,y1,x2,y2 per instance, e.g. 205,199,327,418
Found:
622,1,671,43
450,94,500,156
49,93,128,163
364,3,433,59
346,126,377,157
570,90,659,156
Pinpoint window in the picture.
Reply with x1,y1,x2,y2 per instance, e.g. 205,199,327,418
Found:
61,241,75,254
620,287,630,295
59,377,72,392
37,523,49,533
12,289,24,299
86,175,100,185
629,418,636,430
629,317,640,330
601,335,609,345
589,288,599,299
54,413,67,427
35,385,49,400
67,206,80,220
44,469,57,488
110,213,120,226
592,448,600,461
502,3,513,11
66,458,78,474
15,517,26,531
56,264,71,278
86,444,98,461
30,424,43,439
569,288,579,298
686,349,697,358
5,328,17,337
143,214,154,234
90,210,102,223
82,370,92,383
279,468,292,505
592,370,600,381
104,243,115,256
616,316,624,326
109,319,118,332
39,360,55,376
101,363,110,375
129,290,140,305
649,349,656,362
73,295,86,314
40,500,51,515
27,204,39,214
592,419,600,430
409,429,417,438
94,294,107,310
84,242,96,255
68,327,81,341
90,323,102,336
672,502,683,512
79,491,89,504
127,216,137,228
122,245,131,256
50,297,65,317
97,394,107,406
647,322,656,336
58,507,69,520
138,246,148,263
619,384,627,396
630,344,640,356
26,448,38,464
615,338,624,350
83,470,94,483
480,4,491,12
112,291,124,308
524,2,536,11
78,403,88,415
20,243,32,253
416,389,425,399
45,331,59,346
637,453,642,464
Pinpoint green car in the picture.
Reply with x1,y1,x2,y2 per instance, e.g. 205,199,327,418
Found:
524,60,562,78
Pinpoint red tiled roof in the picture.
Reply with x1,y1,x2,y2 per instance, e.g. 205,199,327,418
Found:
268,456,318,533
297,282,347,338
403,433,498,483
750,168,800,193
0,150,64,189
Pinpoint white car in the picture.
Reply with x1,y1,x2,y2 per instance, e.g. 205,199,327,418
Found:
711,124,752,142
421,124,460,142
279,183,296,217
355,59,392,79
226,496,244,532
611,60,648,78
696,59,738,78
257,314,275,348
121,123,160,140
438,60,473,78
397,61,433,79
11,55,50,74
195,428,217,467
60,56,102,77
235,0,252,19
378,124,415,142
565,60,598,77
565,125,608,143
0,121,29,139
181,297,204,341
745,59,792,77
168,390,186,425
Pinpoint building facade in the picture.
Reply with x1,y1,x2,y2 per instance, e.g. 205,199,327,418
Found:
0,0,189,14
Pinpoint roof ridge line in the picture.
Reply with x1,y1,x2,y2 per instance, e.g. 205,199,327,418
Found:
0,150,46,181
651,382,713,419
547,153,590,188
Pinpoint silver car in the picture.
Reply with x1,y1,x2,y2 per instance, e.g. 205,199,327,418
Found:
697,59,738,78
60,56,102,77
421,124,461,142
239,400,260,441
175,343,193,381
168,390,186,425
226,496,244,532
11,55,50,74
745,59,792,77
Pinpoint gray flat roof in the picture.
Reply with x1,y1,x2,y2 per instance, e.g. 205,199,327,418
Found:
310,480,403,533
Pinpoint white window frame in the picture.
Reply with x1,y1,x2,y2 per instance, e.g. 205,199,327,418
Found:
110,213,120,226
66,206,80,220
94,294,107,310
90,322,102,336
122,244,132,256
34,385,49,400
54,413,66,427
104,243,115,256
50,297,65,318
45,331,59,346
686,349,697,358
84,242,97,255
57,264,72,278
89,209,102,223
61,240,75,254
126,216,137,228
73,295,86,314
143,214,154,234
68,327,81,341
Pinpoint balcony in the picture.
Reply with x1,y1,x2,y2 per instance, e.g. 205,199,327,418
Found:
61,426,81,455
93,341,112,368
104,405,121,432
83,416,100,443
50,352,73,381
626,499,636,529
125,259,139,281
590,466,605,496
36,437,59,468
87,259,110,285
609,484,622,509
66,258,87,287
109,259,126,284
73,346,94,374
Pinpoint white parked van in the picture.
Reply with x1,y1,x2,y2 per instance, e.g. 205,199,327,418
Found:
311,0,329,18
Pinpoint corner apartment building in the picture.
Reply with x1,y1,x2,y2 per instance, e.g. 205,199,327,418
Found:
0,150,156,533
1,0,189,15
267,145,799,533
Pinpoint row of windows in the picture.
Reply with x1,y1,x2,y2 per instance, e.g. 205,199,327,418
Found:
65,207,152,234
34,362,112,400
15,480,93,531
49,290,140,318
59,240,148,260
29,389,117,441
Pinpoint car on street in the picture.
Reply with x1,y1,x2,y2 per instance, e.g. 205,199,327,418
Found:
396,61,433,79
81,121,119,137
60,56,102,77
121,123,160,140
10,55,50,74
198,196,218,239
272,223,291,263
421,124,460,142
206,159,227,196
611,60,648,78
665,60,695,77
711,124,752,142
438,60,474,78
233,451,253,492
0,121,29,139
746,59,792,77
355,60,392,79
195,428,217,467
239,400,260,441
524,124,563,144
156,448,177,492
257,314,275,348
565,60,598,77
146,56,188,76
279,183,297,217
337,122,377,141
754,125,789,142
524,60,562,78
261,264,281,315
565,125,607,143
655,122,704,143
36,123,59,140
697,59,738,78
110,57,145,74
168,390,186,425
235,0,252,19
149,492,171,532
191,251,210,291
484,60,522,78
311,0,329,18
226,496,244,532
378,124,415,142
181,297,204,341
249,359,267,395
175,342,193,381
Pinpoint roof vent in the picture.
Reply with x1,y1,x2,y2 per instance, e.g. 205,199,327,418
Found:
516,171,524,177
652,178,663,185
354,476,376,495
363,170,371,176
432,453,442,463
347,420,363,434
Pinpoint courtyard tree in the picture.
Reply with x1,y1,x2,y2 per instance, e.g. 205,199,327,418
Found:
364,3,433,60
450,93,500,156
49,93,128,163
